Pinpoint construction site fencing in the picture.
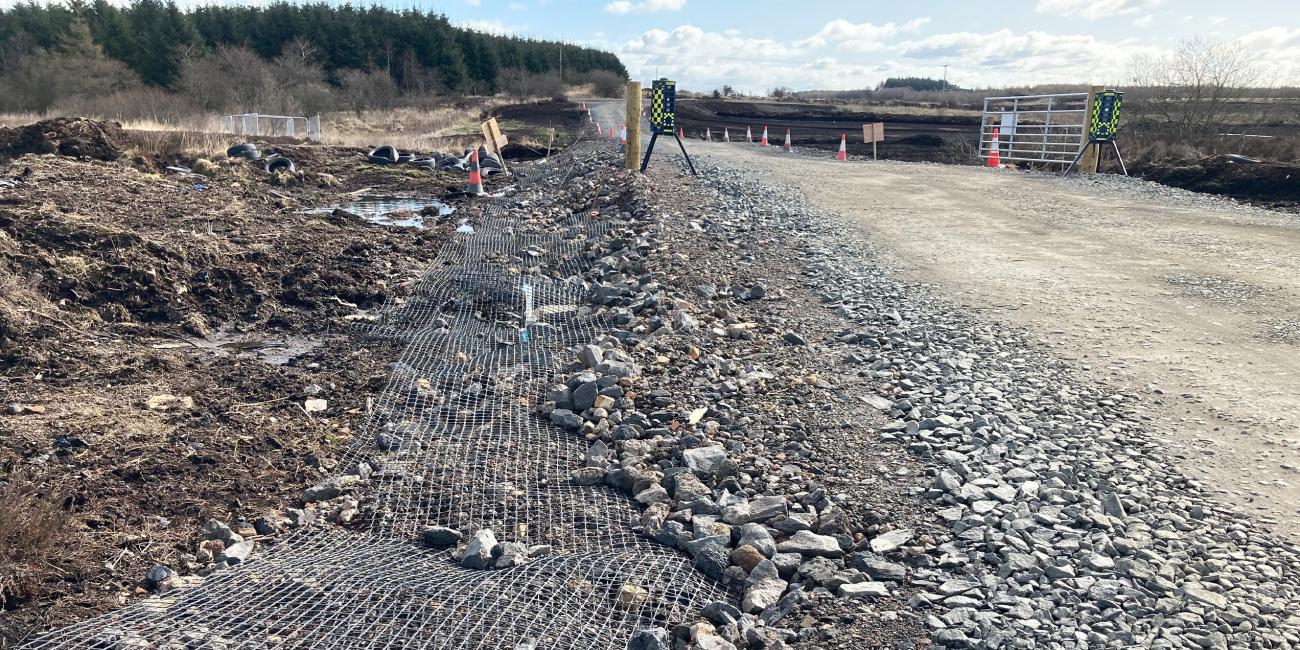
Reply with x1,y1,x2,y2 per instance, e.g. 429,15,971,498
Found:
22,120,725,650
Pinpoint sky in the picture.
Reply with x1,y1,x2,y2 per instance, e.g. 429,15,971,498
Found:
7,0,1299,91
442,0,1300,92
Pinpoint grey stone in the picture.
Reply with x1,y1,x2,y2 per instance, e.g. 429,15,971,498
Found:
840,581,890,599
868,528,913,554
461,529,498,570
218,540,254,565
741,559,787,613
776,530,843,557
422,526,463,547
683,444,727,476
199,520,243,546
626,628,671,650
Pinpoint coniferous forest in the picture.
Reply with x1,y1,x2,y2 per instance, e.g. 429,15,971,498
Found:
0,0,628,116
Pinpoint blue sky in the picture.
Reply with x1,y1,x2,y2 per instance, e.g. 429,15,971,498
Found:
440,0,1300,92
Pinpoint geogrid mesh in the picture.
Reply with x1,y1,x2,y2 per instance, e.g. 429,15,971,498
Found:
22,135,726,649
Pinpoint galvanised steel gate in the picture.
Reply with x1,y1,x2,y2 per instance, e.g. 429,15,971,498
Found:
979,92,1089,166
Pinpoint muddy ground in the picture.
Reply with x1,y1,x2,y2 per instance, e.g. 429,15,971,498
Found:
677,98,980,163
0,115,562,645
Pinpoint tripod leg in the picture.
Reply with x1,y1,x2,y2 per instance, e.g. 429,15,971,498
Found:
640,131,659,173
1063,144,1088,176
1111,140,1128,176
675,133,698,176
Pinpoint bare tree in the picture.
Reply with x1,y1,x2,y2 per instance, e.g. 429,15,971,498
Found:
1128,37,1261,136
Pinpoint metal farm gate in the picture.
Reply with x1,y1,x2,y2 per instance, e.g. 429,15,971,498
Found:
979,92,1089,166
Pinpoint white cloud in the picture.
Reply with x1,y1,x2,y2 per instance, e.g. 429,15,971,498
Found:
604,0,685,14
1133,14,1153,27
798,18,930,53
1035,0,1164,20
465,0,480,6
508,2,526,10
610,21,1168,92
456,19,525,35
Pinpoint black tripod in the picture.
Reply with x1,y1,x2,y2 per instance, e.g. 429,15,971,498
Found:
1064,138,1127,176
640,128,697,176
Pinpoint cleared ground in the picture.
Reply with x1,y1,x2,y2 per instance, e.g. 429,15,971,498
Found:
697,141,1300,539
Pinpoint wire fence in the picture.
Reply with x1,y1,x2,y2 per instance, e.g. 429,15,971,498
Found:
21,128,725,650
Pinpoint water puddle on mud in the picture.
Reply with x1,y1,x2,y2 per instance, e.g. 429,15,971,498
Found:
305,197,454,229
154,331,324,365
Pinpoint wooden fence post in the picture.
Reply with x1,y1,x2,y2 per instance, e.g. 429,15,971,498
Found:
1081,85,1103,175
625,81,642,172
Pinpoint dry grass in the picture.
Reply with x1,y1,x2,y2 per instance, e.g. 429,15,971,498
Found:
0,477,74,609
321,99,513,152
2,95,530,159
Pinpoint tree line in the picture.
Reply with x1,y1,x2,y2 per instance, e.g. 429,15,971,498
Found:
0,0,627,116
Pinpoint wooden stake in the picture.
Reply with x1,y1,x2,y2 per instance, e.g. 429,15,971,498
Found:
1081,85,1103,175
625,81,642,172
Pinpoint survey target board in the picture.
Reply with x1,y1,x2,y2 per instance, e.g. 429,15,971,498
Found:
649,79,677,134
1089,90,1123,143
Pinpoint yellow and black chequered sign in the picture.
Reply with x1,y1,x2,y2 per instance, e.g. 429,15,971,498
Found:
650,78,676,134
1089,90,1122,143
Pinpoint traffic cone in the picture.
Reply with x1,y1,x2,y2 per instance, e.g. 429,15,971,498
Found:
783,129,792,153
588,112,593,123
724,128,730,142
609,127,615,139
620,124,627,151
467,149,484,195
678,127,684,139
761,126,769,147
836,133,847,161
595,121,601,134
706,127,711,141
987,128,1002,168
746,126,753,143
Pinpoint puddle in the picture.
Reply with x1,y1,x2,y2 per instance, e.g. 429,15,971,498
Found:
158,331,323,365
306,197,454,229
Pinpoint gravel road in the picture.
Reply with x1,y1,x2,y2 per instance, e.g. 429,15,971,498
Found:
694,142,1300,543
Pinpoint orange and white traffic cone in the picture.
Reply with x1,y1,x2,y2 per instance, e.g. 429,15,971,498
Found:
761,126,769,147
724,128,730,142
836,133,847,161
746,126,753,143
620,124,627,149
467,149,484,195
588,112,593,123
595,121,601,134
705,127,711,141
783,129,792,153
678,127,684,139
987,128,1002,168
609,127,615,139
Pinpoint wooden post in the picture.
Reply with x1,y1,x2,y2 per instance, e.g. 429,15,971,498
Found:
1081,85,1103,175
625,81,642,172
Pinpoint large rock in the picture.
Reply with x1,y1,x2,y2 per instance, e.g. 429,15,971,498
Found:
461,529,498,570
627,628,671,650
683,445,727,476
776,530,844,557
741,559,788,613
868,528,913,554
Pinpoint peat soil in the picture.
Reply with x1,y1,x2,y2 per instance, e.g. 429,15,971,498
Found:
0,119,483,646
676,99,980,163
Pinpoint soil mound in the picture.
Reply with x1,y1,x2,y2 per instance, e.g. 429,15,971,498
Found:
1137,155,1300,204
0,117,126,162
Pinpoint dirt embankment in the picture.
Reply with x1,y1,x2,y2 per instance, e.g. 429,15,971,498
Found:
0,119,471,646
1133,156,1300,209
